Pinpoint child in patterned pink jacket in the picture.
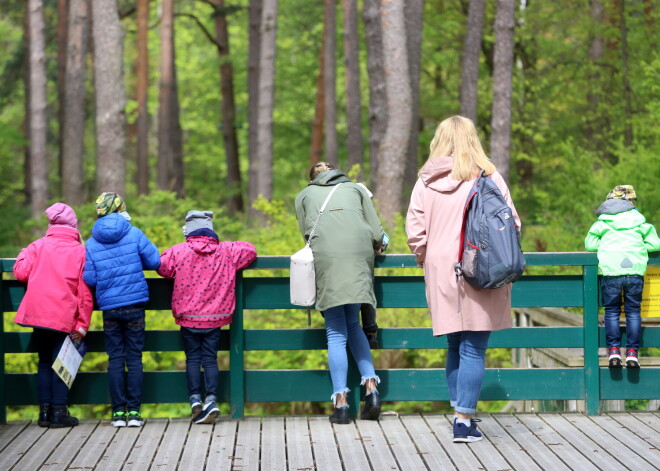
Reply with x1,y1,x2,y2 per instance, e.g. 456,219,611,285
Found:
157,210,256,424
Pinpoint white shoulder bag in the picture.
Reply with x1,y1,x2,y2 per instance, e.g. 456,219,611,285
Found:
290,183,342,307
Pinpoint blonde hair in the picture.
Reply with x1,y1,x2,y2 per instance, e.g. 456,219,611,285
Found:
426,115,496,181
309,161,336,181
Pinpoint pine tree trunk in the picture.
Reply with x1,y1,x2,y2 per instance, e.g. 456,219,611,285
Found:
459,0,486,124
362,0,387,193
489,0,515,183
136,0,150,195
247,0,262,215
376,0,412,224
619,0,633,148
62,0,89,206
92,0,126,196
343,0,363,173
57,0,67,186
310,9,325,166
255,0,278,202
27,0,48,218
323,0,337,165
215,0,243,213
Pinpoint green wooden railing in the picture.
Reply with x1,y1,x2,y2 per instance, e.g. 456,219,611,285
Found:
1,252,659,423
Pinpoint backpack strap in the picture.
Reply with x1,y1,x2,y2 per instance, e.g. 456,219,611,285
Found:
306,183,342,246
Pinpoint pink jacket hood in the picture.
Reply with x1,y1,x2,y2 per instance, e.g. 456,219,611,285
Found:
419,156,464,194
187,236,218,255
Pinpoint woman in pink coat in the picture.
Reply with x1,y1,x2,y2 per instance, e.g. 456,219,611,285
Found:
14,203,94,428
406,116,521,443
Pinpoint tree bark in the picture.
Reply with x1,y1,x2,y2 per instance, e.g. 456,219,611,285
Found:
310,8,325,166
136,0,149,195
402,0,423,198
459,0,486,124
323,0,337,165
57,0,68,186
376,0,412,224
586,0,606,158
362,0,387,193
61,0,89,206
619,0,633,148
27,0,49,219
247,0,262,215
255,0,278,202
489,0,515,183
214,0,243,213
343,0,363,173
91,0,126,196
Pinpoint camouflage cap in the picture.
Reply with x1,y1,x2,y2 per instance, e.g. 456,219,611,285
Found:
95,192,127,217
606,185,636,204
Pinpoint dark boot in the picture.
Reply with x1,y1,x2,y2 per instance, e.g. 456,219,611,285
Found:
38,404,51,428
50,406,79,428
329,407,350,424
361,390,381,420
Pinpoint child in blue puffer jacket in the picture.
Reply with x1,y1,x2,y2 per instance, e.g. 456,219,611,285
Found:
84,193,161,427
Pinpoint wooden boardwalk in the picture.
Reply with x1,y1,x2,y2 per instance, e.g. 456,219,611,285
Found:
0,412,658,470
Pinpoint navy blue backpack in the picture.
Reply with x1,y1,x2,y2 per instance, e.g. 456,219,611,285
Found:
454,170,525,289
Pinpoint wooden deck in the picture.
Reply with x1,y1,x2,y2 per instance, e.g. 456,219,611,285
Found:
0,412,658,470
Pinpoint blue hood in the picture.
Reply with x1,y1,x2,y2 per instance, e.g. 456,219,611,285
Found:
91,213,131,243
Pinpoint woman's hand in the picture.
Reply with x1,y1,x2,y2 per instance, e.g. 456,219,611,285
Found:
71,331,83,342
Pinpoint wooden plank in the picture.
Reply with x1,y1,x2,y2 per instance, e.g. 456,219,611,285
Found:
308,416,343,471
494,414,572,470
515,414,598,471
67,422,117,470
478,414,543,471
333,420,370,470
7,424,66,470
354,417,398,470
95,425,141,471
399,415,454,470
601,413,660,466
0,422,29,454
150,418,190,471
40,421,100,471
538,414,631,471
260,417,286,471
206,418,238,471
233,417,261,471
178,420,214,470
284,416,315,471
378,415,429,470
631,412,660,434
123,419,168,470
422,414,483,470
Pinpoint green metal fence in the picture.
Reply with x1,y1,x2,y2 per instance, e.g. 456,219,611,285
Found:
1,252,659,423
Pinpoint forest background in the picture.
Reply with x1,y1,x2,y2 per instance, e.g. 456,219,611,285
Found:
1,0,659,420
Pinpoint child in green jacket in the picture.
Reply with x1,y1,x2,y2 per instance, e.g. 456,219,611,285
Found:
585,185,660,368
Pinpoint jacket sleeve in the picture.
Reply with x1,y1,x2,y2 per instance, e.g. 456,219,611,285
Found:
74,268,94,335
137,230,161,270
584,221,603,251
13,243,37,282
294,191,308,242
642,223,660,252
156,247,177,279
358,185,386,248
406,179,427,265
83,245,97,287
232,241,257,270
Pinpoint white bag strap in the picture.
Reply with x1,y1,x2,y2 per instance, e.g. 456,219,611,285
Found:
306,183,342,246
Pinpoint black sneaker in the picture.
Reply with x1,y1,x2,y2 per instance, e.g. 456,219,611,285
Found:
625,349,640,368
50,406,79,428
38,404,51,428
127,410,144,427
329,406,350,424
608,347,622,368
360,390,381,420
453,418,483,443
194,402,219,424
111,410,127,427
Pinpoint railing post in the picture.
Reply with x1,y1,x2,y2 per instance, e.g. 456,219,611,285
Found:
230,270,245,419
0,267,6,424
583,264,600,415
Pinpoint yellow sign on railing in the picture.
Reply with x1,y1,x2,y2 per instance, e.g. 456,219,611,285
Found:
642,267,660,317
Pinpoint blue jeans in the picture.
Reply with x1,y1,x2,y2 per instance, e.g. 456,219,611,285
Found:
103,305,146,412
601,275,643,351
180,327,220,403
446,331,491,415
324,304,378,397
33,328,70,407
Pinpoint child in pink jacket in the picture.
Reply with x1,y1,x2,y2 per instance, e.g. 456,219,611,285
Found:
157,210,256,424
14,203,93,428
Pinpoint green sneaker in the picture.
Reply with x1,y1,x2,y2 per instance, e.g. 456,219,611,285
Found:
127,410,144,427
111,410,127,427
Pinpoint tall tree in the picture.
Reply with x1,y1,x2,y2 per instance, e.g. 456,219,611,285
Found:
343,0,363,172
92,0,126,195
247,0,262,215
61,0,89,206
136,0,149,195
214,0,243,213
376,0,412,223
489,0,515,183
618,0,633,148
254,0,278,203
459,0,486,124
362,0,387,192
310,6,326,166
57,0,67,184
27,0,48,218
323,0,337,165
